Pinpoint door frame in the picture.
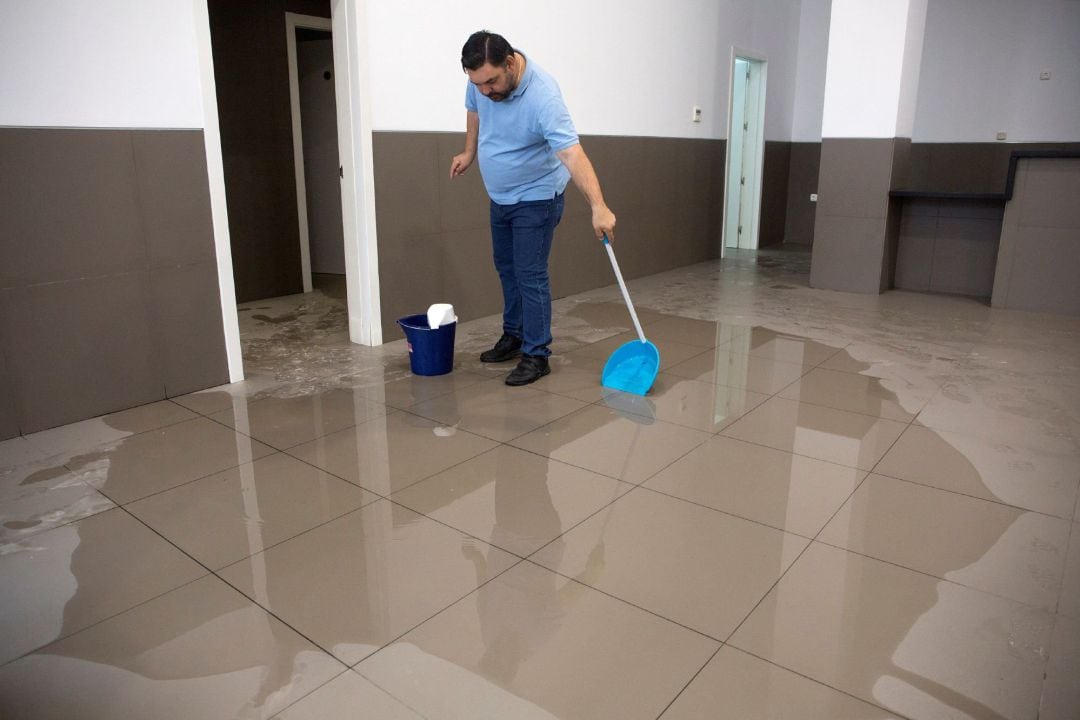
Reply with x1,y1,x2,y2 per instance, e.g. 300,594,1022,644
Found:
285,12,332,294
194,0,383,384
721,47,768,254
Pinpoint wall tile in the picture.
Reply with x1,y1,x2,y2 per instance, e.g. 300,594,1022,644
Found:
1,274,163,434
929,229,999,298
783,143,821,246
760,142,791,247
149,263,231,397
894,216,936,291
809,215,890,294
372,132,441,238
0,128,144,287
0,342,18,440
434,133,491,233
1016,158,1080,229
816,139,895,220
1001,226,1080,315
132,131,216,269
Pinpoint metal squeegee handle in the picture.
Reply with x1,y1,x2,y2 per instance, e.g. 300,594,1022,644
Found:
601,235,647,344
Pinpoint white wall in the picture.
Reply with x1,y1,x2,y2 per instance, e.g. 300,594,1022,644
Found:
821,0,927,138
366,0,804,140
789,0,831,141
0,0,205,128
913,0,1080,142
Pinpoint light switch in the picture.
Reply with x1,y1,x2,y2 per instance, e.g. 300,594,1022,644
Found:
1040,70,1051,81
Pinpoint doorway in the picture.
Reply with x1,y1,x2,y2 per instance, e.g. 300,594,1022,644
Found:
723,51,767,253
193,0,383,383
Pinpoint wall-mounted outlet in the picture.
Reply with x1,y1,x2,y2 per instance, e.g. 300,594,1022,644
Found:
810,193,818,202
691,106,702,123
1040,70,1051,81
996,131,1007,141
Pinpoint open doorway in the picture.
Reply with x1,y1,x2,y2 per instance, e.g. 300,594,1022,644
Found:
723,51,767,253
195,0,383,383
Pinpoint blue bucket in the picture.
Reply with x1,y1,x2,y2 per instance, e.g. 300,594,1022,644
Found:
397,314,456,376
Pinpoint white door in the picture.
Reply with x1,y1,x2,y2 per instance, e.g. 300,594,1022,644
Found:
723,53,767,251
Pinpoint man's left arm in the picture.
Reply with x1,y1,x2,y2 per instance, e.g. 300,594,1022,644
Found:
556,143,617,241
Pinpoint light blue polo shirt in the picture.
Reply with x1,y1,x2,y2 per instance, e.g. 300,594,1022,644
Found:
465,54,578,205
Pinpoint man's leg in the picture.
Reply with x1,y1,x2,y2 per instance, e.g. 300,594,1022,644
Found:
480,200,524,363
505,194,564,385
490,201,522,339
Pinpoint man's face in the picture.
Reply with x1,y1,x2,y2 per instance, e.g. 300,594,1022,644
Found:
466,61,516,102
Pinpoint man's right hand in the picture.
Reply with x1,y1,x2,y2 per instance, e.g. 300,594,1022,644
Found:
450,152,474,178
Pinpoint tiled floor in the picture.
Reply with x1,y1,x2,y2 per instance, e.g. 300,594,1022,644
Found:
1,248,1079,719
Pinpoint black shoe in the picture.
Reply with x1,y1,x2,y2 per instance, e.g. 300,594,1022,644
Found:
505,355,550,386
480,333,522,363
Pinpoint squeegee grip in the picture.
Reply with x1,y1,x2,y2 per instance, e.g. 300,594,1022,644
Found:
601,235,647,344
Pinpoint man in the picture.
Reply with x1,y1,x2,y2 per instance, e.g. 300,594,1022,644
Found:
450,30,616,386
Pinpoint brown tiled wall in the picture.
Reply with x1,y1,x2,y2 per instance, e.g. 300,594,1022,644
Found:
783,143,821,246
809,138,908,294
0,128,229,438
895,199,1004,297
908,142,1080,194
372,132,728,340
759,142,791,247
993,158,1080,315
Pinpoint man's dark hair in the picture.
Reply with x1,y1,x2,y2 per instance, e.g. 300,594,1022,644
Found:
461,31,515,71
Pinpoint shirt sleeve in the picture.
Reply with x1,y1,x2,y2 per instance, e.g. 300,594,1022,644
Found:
536,97,578,152
465,81,478,112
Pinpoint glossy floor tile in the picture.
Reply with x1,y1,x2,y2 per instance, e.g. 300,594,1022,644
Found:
510,404,711,484
391,446,630,558
356,561,719,720
273,670,423,719
66,417,277,504
353,369,490,409
408,378,588,443
217,499,520,665
127,452,378,569
723,326,844,366
722,396,908,470
21,400,198,458
778,366,932,421
730,542,1055,720
0,479,114,542
818,473,1071,610
1040,614,1080,720
661,645,900,719
1061,524,1080,618
210,388,390,450
530,488,809,639
3,249,1079,718
639,315,749,348
0,575,343,720
875,423,1080,518
645,435,866,538
663,347,810,394
0,508,206,666
285,410,498,496
646,374,769,432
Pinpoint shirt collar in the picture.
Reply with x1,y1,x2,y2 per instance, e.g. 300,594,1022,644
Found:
508,52,532,101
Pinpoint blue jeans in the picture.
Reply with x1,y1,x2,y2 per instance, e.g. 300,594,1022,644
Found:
490,193,565,358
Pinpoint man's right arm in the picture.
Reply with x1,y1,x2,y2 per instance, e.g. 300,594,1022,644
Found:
450,111,479,178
